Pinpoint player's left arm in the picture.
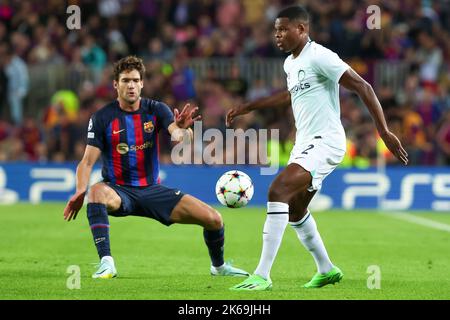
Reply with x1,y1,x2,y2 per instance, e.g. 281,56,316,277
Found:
168,103,201,142
339,68,408,165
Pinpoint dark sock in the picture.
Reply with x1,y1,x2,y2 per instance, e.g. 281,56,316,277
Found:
87,203,111,259
203,226,225,267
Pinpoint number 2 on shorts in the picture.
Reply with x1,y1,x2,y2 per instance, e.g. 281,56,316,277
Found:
301,144,314,155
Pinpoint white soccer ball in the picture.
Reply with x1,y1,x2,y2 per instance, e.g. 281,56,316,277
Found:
215,170,254,208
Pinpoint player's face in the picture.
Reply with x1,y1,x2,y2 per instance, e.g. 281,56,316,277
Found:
274,18,303,53
114,69,143,104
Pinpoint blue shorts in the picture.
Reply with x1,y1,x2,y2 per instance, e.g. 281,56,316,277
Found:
105,182,185,226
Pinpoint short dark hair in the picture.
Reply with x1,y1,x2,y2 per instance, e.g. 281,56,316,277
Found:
113,55,145,81
277,6,309,23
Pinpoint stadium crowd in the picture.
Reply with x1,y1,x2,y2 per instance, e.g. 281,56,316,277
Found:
0,0,449,166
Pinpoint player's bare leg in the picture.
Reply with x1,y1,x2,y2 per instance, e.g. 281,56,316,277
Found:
289,188,343,288
288,189,316,222
88,182,122,211
268,164,313,203
170,194,223,230
170,195,249,277
87,182,122,279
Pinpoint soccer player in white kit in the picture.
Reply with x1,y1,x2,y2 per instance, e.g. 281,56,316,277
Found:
228,5,408,291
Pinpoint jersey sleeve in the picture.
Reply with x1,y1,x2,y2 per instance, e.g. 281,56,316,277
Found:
312,47,350,83
86,114,105,149
155,101,174,132
283,59,289,88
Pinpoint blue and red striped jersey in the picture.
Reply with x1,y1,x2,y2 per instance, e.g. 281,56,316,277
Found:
86,98,174,187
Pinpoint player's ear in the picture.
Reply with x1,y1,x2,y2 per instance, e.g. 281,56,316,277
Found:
113,80,118,90
301,22,309,35
296,21,307,34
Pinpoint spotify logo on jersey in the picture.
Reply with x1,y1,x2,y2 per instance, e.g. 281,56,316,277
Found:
116,143,129,155
116,141,153,155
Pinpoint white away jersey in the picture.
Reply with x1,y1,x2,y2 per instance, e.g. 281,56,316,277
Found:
284,41,349,150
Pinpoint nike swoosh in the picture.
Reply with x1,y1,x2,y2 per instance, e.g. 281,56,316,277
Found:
95,269,108,274
175,191,181,195
113,129,125,134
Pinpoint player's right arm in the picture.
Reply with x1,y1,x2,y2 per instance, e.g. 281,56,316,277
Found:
63,145,101,221
226,90,291,126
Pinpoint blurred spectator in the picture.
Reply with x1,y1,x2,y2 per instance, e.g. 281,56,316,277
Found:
401,104,434,165
18,118,42,161
223,63,248,97
414,30,443,88
0,1,13,21
98,0,121,18
81,35,107,84
437,112,450,165
246,78,270,101
106,19,129,61
0,21,7,42
0,42,8,120
3,41,29,125
142,38,172,62
170,50,196,102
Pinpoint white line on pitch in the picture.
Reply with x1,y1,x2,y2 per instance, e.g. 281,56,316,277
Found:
381,212,450,233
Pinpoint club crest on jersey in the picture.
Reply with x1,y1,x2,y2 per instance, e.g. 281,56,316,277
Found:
144,121,154,133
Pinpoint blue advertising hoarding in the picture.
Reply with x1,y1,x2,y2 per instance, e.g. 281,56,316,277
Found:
0,163,449,211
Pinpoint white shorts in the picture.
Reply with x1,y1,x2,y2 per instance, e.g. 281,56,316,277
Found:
287,137,345,192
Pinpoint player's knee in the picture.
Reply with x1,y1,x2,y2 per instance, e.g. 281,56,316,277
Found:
268,183,289,202
206,209,223,230
87,184,108,204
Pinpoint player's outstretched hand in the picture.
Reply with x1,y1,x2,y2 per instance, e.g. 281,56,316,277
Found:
63,191,86,221
174,103,201,129
381,131,409,165
226,104,250,127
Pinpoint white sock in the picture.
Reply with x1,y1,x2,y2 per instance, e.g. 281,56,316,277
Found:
290,211,333,274
254,202,289,280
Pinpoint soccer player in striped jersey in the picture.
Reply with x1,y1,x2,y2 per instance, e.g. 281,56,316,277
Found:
228,6,408,291
63,56,248,279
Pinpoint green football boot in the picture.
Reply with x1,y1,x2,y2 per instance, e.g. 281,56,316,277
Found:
303,266,343,288
229,274,272,291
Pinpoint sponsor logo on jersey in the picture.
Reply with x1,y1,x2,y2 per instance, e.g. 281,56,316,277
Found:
289,69,310,94
116,141,153,155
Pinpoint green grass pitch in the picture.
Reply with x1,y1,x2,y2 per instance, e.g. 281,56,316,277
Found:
1,203,450,300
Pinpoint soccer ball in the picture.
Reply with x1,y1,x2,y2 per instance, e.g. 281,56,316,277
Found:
215,170,254,208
